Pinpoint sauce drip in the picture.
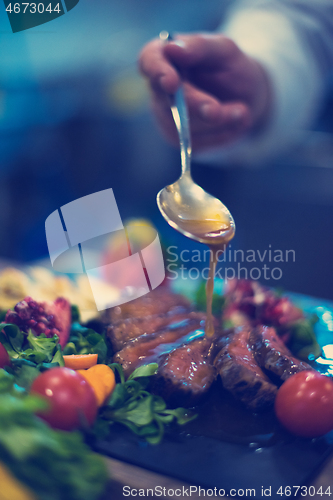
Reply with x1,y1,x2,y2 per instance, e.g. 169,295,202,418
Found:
141,327,205,367
205,248,218,337
174,215,235,337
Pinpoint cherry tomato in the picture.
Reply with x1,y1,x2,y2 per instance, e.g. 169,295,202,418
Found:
30,367,98,431
275,370,333,438
0,343,10,368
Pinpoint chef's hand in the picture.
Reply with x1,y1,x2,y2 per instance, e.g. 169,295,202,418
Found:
139,34,271,151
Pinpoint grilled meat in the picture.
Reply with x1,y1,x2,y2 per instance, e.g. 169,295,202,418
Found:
214,327,278,411
154,335,217,406
249,325,313,382
113,312,206,378
105,287,191,323
108,306,191,352
105,285,311,412
108,287,218,405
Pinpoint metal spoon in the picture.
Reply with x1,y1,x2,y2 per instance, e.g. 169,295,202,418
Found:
156,32,235,246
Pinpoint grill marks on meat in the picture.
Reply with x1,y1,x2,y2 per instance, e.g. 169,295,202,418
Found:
113,313,218,405
113,312,207,378
155,336,217,406
249,325,313,382
214,324,315,410
107,288,191,322
108,306,191,352
214,327,278,411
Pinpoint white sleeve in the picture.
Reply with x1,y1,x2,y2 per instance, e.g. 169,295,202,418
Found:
195,0,333,166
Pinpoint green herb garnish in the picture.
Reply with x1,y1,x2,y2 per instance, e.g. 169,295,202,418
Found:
287,314,321,360
63,322,110,363
99,363,196,444
0,323,64,389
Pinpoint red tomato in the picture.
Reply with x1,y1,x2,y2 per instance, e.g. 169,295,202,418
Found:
0,343,10,368
30,367,98,431
275,370,333,438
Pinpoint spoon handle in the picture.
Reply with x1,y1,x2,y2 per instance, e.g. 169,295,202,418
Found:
159,31,192,177
172,86,192,176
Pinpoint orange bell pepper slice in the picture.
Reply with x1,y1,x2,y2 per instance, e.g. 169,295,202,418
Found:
77,364,116,406
63,353,98,370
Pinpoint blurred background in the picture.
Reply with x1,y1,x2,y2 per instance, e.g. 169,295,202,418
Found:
1,0,333,299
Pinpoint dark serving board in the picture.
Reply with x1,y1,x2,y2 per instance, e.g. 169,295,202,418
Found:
94,291,333,498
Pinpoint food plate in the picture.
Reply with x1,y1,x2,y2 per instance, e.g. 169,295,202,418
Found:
94,289,333,497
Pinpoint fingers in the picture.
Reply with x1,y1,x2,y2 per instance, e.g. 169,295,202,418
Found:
184,84,247,127
138,33,238,95
184,85,252,149
151,82,252,151
163,33,240,71
138,38,180,95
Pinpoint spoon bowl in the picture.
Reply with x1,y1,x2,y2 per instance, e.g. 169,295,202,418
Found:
157,172,235,246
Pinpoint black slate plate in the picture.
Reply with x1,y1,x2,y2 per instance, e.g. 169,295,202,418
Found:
94,292,333,497
95,389,333,497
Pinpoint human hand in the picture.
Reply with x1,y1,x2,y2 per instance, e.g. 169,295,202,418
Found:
139,33,271,151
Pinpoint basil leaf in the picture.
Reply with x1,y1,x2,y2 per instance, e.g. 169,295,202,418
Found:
146,433,163,445
128,363,159,380
90,338,107,364
106,380,142,409
71,304,80,323
112,395,154,426
0,323,24,354
0,323,22,339
288,316,321,360
155,413,174,424
52,346,65,367
98,363,196,445
162,407,197,425
106,383,130,409
66,323,109,363
63,341,76,355
109,363,125,384
10,364,40,391
152,395,166,412
27,331,58,356
10,358,36,369
22,349,48,364
116,421,163,444
0,369,14,393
